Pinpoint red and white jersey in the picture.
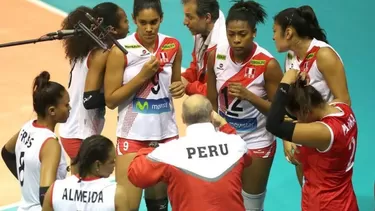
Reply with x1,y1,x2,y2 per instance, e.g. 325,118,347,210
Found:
116,33,180,141
59,53,105,139
299,103,359,211
51,175,116,211
214,42,275,149
15,120,67,211
285,38,343,102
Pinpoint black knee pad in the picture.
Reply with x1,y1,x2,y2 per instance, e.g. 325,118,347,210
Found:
145,198,168,211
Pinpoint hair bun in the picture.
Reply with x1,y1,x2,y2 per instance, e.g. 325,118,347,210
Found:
33,71,51,92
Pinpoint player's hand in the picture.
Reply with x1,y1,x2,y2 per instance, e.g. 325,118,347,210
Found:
211,111,227,127
283,140,300,165
169,81,185,99
140,56,160,79
228,83,251,100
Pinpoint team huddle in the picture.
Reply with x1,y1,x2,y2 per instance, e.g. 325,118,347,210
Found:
1,0,359,211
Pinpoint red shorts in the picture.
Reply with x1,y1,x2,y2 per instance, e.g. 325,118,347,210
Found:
60,137,82,159
116,136,178,155
247,141,277,158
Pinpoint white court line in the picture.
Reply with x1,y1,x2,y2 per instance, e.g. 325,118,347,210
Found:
0,202,20,210
26,0,67,17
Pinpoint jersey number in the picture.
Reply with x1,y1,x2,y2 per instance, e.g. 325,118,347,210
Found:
67,62,76,89
221,87,243,117
345,137,356,172
151,73,160,95
18,151,25,186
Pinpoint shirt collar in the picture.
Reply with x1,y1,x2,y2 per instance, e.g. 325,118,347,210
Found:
186,122,216,136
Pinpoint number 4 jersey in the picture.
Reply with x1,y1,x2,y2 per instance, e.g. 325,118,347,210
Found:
15,120,67,211
299,103,359,211
116,33,180,141
214,42,275,149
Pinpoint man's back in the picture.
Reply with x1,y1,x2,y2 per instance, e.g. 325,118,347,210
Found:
128,123,250,211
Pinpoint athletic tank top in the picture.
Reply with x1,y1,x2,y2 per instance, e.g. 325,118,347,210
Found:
15,120,67,211
214,42,275,149
285,38,343,102
116,32,180,141
52,175,116,211
59,53,105,139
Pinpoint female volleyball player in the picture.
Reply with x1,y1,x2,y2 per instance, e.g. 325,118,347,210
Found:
1,71,70,211
59,3,129,173
104,0,184,210
42,135,129,211
272,5,351,184
266,70,359,211
206,1,283,210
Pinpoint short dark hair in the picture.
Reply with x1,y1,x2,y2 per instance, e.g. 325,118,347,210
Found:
182,0,220,22
273,5,328,43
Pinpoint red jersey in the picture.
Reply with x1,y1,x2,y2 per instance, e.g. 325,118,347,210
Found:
299,103,359,211
128,123,251,211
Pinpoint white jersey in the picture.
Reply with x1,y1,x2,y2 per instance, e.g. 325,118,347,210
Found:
214,42,275,149
285,38,343,102
52,175,116,211
15,120,67,211
59,53,105,139
116,33,180,140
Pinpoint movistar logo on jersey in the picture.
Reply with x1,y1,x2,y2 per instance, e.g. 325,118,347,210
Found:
250,60,266,66
133,98,171,114
217,54,226,60
125,44,142,49
161,43,176,50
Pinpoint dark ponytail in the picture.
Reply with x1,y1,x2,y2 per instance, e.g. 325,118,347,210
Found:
226,0,267,30
32,71,66,117
133,0,163,18
273,5,328,43
286,78,325,119
71,135,114,181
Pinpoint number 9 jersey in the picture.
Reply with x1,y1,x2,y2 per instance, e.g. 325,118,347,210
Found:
15,120,67,211
214,42,275,149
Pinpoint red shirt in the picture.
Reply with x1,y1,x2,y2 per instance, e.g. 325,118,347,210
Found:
128,123,251,211
299,103,359,211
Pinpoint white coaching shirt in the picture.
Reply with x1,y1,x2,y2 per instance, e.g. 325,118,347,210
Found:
15,120,67,211
52,175,116,211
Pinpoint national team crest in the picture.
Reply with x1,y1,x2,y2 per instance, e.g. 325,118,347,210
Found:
160,52,169,63
303,62,309,72
245,67,255,78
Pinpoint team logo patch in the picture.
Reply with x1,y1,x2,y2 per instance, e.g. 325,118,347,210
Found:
216,54,226,60
245,67,256,78
250,60,266,66
133,98,171,114
125,44,142,49
161,43,176,50
160,52,169,63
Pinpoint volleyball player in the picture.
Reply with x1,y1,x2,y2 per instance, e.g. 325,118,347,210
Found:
272,5,351,184
266,69,359,211
59,3,129,173
1,71,69,211
104,0,184,210
42,135,129,211
206,1,283,210
181,0,226,95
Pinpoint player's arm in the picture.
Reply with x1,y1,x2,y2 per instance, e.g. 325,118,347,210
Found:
115,184,130,211
42,183,54,211
39,138,61,206
104,47,156,109
128,148,168,189
1,131,20,178
317,47,351,105
169,45,185,99
266,82,332,152
206,49,218,111
83,50,109,110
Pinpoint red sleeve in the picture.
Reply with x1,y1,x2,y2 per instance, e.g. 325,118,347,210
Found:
127,147,168,189
181,48,198,83
185,81,207,96
219,123,237,134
